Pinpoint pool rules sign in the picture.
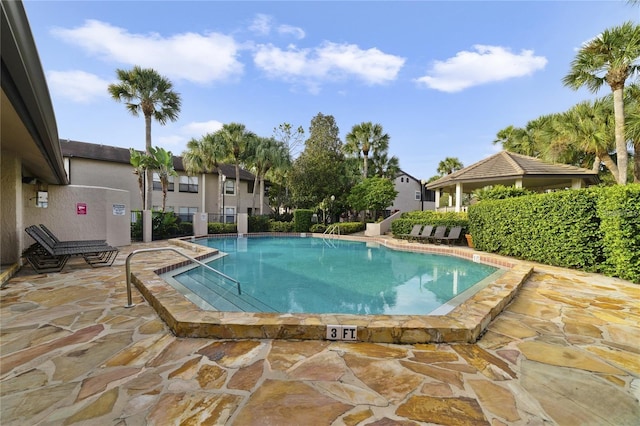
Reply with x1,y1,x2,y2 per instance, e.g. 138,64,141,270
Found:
326,325,357,341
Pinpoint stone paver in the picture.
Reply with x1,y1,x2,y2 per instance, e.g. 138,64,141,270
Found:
1,240,639,425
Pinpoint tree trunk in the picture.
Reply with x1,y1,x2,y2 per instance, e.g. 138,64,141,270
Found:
235,164,241,215
145,114,153,209
612,88,627,184
259,178,265,215
634,140,640,183
591,156,601,173
598,151,620,183
251,175,259,213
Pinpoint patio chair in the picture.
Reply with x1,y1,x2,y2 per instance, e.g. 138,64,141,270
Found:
400,224,423,240
39,224,107,247
434,226,463,245
24,226,119,273
415,225,434,242
427,226,447,243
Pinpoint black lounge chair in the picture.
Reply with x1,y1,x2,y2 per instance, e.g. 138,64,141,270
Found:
434,226,463,245
39,224,107,247
23,226,119,273
400,224,423,240
415,225,434,242
427,226,447,243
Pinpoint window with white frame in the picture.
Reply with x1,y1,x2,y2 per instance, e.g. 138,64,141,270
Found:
415,191,421,201
179,176,198,193
224,179,235,195
153,173,174,191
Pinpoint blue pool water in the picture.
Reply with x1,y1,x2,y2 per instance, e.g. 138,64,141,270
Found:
170,236,499,315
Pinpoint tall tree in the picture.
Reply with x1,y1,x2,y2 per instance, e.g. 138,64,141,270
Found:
344,122,390,178
369,151,400,179
248,136,291,214
437,157,464,175
108,66,181,208
623,83,640,182
129,148,151,209
148,146,178,212
182,132,230,215
215,123,256,215
289,113,351,208
563,21,640,184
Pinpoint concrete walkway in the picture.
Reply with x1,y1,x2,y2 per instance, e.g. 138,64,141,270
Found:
1,241,639,425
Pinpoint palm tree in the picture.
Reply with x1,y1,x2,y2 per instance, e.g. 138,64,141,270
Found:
248,137,291,214
148,147,177,212
182,133,229,215
345,122,390,178
563,21,640,184
129,148,151,209
551,100,618,180
624,83,640,182
437,157,464,175
215,123,256,215
108,66,181,208
369,151,400,179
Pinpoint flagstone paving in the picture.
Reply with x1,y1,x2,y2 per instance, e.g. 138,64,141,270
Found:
1,240,639,425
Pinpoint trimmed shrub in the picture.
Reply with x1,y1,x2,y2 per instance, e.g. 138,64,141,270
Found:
595,184,640,283
468,185,640,283
310,224,326,233
207,222,237,234
391,211,469,237
293,209,314,232
332,222,365,234
179,222,193,235
269,221,294,232
248,215,270,232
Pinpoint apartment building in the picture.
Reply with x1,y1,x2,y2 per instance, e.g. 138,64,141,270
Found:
61,140,270,222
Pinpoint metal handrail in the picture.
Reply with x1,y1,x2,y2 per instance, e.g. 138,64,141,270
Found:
125,247,240,308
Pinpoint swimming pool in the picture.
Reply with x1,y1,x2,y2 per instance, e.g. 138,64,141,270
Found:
167,236,500,315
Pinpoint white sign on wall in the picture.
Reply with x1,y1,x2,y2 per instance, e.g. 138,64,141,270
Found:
113,204,126,216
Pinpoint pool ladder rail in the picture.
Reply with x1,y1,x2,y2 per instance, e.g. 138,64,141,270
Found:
322,224,340,248
124,247,241,308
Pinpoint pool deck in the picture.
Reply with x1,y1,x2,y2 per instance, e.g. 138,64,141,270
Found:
1,237,639,424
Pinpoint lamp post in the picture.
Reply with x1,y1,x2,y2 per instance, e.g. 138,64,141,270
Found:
330,195,335,223
420,179,426,211
221,174,226,223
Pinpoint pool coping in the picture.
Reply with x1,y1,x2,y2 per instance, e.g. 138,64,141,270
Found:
130,233,533,344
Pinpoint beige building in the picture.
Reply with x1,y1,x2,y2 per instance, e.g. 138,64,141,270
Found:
388,171,436,213
61,140,268,223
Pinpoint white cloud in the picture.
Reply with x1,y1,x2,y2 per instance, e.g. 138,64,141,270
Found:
249,14,273,36
254,41,405,92
182,120,224,136
47,70,111,103
415,45,547,93
277,24,305,40
249,14,305,40
51,20,243,84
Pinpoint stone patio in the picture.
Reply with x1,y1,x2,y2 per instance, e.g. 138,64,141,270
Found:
1,239,639,425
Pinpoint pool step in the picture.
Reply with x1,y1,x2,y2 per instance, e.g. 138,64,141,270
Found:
177,269,275,312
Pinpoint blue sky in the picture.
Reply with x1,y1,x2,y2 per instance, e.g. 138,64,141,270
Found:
24,1,638,179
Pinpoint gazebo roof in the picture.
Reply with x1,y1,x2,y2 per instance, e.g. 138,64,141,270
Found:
426,151,599,192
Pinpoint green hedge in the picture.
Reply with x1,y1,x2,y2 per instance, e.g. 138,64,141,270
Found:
468,184,640,283
294,209,314,232
248,215,270,232
269,220,294,232
311,222,365,234
595,185,640,282
391,211,469,237
207,222,237,234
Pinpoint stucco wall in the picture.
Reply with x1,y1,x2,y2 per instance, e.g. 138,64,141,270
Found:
1,151,23,264
67,157,269,216
22,184,130,247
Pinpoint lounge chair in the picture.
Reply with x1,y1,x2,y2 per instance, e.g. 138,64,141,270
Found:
427,226,447,243
434,226,463,245
415,225,434,242
23,226,119,273
400,224,423,240
39,224,107,247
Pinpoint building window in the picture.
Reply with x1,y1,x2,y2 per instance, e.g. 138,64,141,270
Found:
224,179,235,195
152,173,174,191
400,177,404,183
179,176,198,193
415,191,421,201
178,206,197,222
247,181,254,193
